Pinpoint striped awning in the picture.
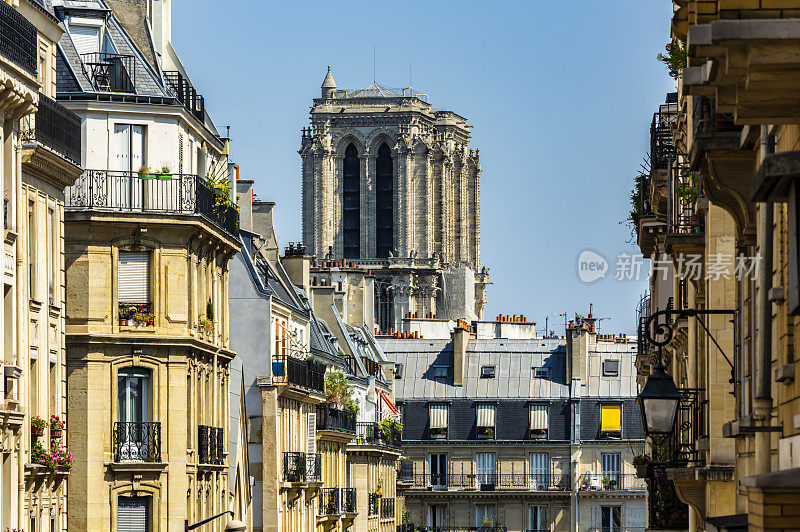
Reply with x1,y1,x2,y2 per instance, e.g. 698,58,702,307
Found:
529,404,549,430
477,404,496,428
429,404,448,429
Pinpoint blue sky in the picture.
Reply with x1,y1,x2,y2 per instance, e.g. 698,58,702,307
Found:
172,1,675,336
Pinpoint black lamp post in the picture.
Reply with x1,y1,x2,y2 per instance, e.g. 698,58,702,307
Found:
637,361,681,436
185,510,246,531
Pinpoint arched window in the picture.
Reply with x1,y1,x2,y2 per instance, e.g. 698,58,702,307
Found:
375,143,393,258
342,144,360,259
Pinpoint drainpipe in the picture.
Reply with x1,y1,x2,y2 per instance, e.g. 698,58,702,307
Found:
755,125,774,475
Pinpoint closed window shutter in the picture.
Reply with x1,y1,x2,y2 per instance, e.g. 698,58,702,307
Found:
118,252,150,304
476,404,495,427
529,404,549,430
307,412,316,455
118,497,148,532
601,405,622,432
429,404,448,429
71,25,100,56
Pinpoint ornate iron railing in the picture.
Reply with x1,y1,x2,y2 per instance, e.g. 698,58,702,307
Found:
650,96,677,170
65,170,239,238
646,462,688,529
406,473,571,491
380,497,395,519
283,452,321,482
113,421,161,462
163,71,205,122
0,1,37,75
692,96,736,137
368,493,380,516
316,403,356,433
319,487,340,516
80,52,136,92
20,93,82,165
341,488,357,513
271,355,325,392
670,156,703,235
354,422,401,448
198,425,224,465
578,473,646,491
397,460,414,481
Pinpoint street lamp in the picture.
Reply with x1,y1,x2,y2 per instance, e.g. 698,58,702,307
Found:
637,361,681,435
185,510,246,531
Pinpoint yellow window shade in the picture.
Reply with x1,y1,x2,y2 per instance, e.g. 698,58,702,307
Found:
601,405,621,432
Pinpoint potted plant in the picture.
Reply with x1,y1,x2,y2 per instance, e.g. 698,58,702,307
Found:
49,415,65,439
601,476,612,489
657,38,686,80
137,165,155,179
31,416,47,438
633,454,651,477
374,478,382,497
119,305,136,326
31,440,47,465
156,164,173,180
50,443,74,473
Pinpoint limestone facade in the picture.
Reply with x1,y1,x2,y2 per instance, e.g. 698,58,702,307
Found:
0,1,82,530
299,70,488,331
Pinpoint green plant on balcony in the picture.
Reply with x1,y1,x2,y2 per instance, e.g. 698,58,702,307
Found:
155,163,172,180
324,370,359,415
657,39,686,80
206,298,214,322
31,416,47,437
374,478,383,497
206,173,232,213
676,171,699,206
378,418,401,442
624,169,647,242
137,165,155,179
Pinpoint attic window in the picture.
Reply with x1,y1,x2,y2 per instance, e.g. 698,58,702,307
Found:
395,363,403,379
480,366,495,378
432,366,447,380
603,360,620,377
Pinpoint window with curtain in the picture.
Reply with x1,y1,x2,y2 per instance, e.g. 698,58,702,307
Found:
600,404,622,437
601,505,621,532
476,452,496,488
112,124,145,209
429,404,448,439
476,404,496,439
475,504,496,528
529,404,549,438
529,505,549,532
529,452,549,490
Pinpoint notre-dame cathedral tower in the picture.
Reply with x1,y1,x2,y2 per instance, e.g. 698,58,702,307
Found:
299,67,487,332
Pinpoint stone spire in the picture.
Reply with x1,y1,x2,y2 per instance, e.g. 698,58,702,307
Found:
321,66,337,98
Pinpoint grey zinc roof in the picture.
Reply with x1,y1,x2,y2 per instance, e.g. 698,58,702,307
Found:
378,338,569,401
347,83,401,99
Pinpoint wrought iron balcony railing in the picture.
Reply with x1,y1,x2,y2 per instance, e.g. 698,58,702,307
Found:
692,96,736,138
80,52,136,92
164,71,205,122
319,487,340,516
650,96,678,170
669,157,703,235
272,355,325,392
368,493,380,516
342,488,357,513
198,425,224,465
353,422,401,448
406,473,571,491
361,356,382,378
380,497,395,519
316,403,356,433
20,93,82,166
578,473,645,491
113,421,161,462
397,460,414,481
65,170,239,238
283,452,321,482
0,1,37,75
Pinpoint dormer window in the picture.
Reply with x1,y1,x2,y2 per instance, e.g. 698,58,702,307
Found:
432,366,447,380
476,404,496,439
603,360,620,377
394,363,403,379
480,365,495,378
533,367,549,379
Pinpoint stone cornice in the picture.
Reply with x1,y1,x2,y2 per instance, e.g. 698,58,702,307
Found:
21,144,83,189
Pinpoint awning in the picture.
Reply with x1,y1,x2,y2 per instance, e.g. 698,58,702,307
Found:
529,404,548,430
378,390,399,414
476,404,496,428
601,405,621,432
429,404,448,429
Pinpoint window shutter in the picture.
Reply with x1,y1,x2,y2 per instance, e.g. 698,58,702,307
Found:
429,404,448,429
306,412,316,456
476,404,496,428
71,25,100,56
601,405,622,432
118,252,150,304
117,497,148,532
529,404,549,430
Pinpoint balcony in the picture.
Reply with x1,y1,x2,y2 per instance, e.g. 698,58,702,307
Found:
0,1,37,76
198,425,224,465
651,98,677,171
316,403,356,433
368,493,380,516
353,421,401,449
380,497,395,519
342,487,357,513
319,487,340,516
406,473,571,492
20,93,82,166
361,356,383,379
65,170,239,238
164,71,205,123
578,473,646,492
283,451,321,483
81,53,135,92
272,355,325,393
113,421,161,462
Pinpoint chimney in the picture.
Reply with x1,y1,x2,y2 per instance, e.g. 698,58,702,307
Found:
235,177,253,232
452,322,470,386
252,201,279,263
282,251,311,291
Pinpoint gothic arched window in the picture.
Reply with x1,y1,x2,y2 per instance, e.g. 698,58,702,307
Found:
342,144,360,259
375,143,393,258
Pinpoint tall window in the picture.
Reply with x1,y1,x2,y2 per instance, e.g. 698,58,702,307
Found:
117,367,150,462
601,505,621,532
28,200,35,299
112,124,145,209
475,504,496,528
427,504,446,528
118,251,150,308
46,205,54,302
476,452,496,488
529,505,549,532
601,453,621,489
118,495,150,532
375,143,393,258
375,279,394,334
429,403,448,439
429,453,447,488
529,452,549,490
342,144,360,259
